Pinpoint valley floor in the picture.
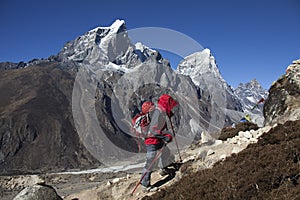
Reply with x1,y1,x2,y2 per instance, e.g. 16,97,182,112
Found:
2,120,300,199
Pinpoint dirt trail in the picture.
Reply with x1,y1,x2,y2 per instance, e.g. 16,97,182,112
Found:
63,141,252,199
64,166,181,200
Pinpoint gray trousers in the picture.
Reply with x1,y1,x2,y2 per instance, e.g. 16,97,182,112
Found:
140,143,172,187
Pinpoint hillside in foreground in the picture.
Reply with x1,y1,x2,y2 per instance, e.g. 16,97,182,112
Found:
143,59,300,199
145,119,300,200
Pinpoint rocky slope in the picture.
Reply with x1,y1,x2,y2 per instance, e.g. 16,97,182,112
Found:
4,120,299,200
0,63,100,175
264,59,300,126
146,120,300,200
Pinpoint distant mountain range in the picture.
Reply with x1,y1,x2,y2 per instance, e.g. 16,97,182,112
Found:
234,79,266,112
0,19,268,174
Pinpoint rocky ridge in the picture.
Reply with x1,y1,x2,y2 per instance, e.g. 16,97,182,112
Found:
264,59,300,126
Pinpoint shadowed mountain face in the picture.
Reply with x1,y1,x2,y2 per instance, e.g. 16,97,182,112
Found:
0,62,101,175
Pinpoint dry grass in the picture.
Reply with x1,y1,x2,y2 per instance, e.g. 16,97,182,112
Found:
144,120,300,200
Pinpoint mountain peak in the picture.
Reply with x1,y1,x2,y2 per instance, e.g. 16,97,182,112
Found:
234,79,268,123
250,78,260,87
182,48,211,62
176,48,224,86
89,19,126,37
109,19,126,32
243,79,265,90
57,19,163,71
201,48,211,55
58,19,131,66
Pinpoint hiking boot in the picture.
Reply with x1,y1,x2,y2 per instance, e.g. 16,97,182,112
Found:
159,168,171,176
142,185,150,193
149,186,158,192
141,185,158,193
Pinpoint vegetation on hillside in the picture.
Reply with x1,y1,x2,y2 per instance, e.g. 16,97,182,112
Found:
144,120,300,200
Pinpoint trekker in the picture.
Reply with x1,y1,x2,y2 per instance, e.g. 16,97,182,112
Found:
240,114,251,123
140,94,178,192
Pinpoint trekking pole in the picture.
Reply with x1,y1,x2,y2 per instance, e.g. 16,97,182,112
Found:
131,144,166,196
168,116,182,162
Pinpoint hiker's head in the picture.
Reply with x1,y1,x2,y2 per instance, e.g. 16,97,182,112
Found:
158,94,178,117
142,101,155,114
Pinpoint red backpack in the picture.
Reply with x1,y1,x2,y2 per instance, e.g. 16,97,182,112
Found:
131,112,151,139
131,101,154,151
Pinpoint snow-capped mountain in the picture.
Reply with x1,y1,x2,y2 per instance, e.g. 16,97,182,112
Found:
176,49,227,88
234,79,268,114
233,79,268,126
62,20,250,164
175,50,268,126
0,19,269,174
58,19,158,70
57,20,206,165
176,49,244,125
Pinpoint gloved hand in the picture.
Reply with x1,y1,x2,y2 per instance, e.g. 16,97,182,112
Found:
162,134,172,143
162,130,174,137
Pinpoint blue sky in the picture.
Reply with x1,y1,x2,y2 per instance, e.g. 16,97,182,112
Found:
1,0,299,89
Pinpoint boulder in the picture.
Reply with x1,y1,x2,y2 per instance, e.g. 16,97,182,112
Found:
13,184,62,200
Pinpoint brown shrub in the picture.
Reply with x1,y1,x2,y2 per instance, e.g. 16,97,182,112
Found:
144,120,300,200
218,122,259,141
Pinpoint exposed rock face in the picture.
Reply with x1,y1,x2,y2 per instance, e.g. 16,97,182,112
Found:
264,59,300,126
